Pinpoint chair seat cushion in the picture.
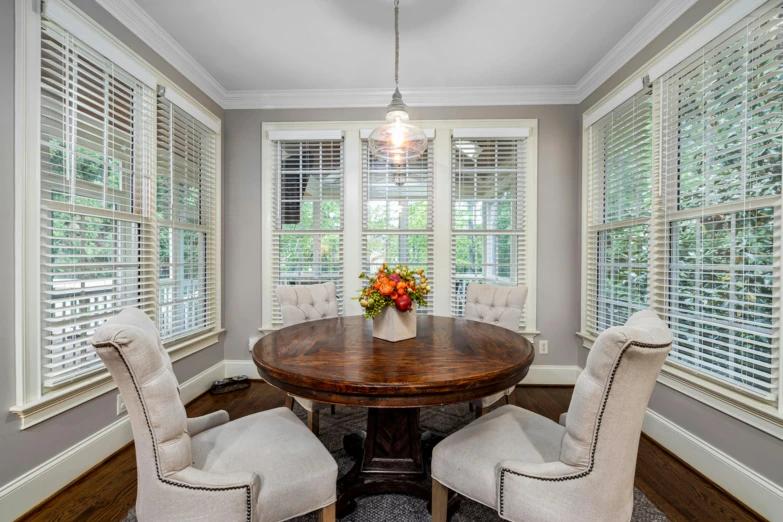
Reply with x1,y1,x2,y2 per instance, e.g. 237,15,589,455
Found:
191,407,337,522
431,405,565,509
470,386,515,408
291,395,331,412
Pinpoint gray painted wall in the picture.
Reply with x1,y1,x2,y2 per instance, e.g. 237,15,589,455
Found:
0,0,225,488
577,0,783,487
223,105,582,366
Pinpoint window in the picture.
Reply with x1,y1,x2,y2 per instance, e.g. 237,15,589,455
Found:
270,134,344,324
362,138,434,314
261,123,537,332
156,96,218,342
14,2,222,425
582,0,783,414
585,88,653,335
450,134,530,328
658,5,782,401
39,18,157,389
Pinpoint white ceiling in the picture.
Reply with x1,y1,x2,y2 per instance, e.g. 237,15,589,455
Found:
100,0,697,107
134,0,657,91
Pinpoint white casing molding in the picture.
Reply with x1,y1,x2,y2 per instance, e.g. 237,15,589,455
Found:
222,86,580,109
94,0,697,108
643,409,783,520
95,0,227,105
575,0,698,101
0,361,225,522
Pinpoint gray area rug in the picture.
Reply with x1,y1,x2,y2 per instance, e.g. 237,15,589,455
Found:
125,403,669,521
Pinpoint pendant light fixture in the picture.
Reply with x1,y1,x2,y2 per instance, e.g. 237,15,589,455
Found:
368,0,427,165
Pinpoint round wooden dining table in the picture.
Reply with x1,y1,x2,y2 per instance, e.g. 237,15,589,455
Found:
253,315,534,516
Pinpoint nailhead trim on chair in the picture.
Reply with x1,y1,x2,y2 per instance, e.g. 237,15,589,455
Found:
103,342,253,522
497,340,671,518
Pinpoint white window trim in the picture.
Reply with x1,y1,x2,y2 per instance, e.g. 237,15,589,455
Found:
579,0,783,438
12,0,224,429
260,120,539,340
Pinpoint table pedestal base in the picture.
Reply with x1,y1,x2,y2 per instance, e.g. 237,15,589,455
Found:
337,407,459,517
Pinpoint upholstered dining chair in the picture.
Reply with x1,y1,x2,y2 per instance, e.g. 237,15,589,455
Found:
275,282,338,435
431,309,672,522
92,308,338,522
463,282,528,416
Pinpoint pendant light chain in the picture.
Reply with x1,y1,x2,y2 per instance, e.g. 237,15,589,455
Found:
368,0,427,165
394,0,400,88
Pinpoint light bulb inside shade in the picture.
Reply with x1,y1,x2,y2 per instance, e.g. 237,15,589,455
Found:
391,120,404,147
368,120,428,165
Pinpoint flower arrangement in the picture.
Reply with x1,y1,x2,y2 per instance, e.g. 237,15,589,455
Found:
355,263,432,319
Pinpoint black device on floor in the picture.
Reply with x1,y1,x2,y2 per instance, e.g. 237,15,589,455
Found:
210,375,251,394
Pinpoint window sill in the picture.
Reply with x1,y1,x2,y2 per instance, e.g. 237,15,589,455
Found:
577,332,783,440
11,329,224,429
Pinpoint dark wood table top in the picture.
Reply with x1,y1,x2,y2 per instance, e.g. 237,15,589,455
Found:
253,315,534,407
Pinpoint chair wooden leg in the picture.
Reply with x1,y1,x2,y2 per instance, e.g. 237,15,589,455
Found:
468,402,474,412
308,410,320,437
432,478,449,522
331,404,336,415
285,395,294,410
507,391,516,406
318,502,336,522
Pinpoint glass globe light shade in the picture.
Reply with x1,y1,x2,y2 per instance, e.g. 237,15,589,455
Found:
368,89,428,165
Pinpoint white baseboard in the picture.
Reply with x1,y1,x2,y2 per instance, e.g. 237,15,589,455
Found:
180,360,227,404
520,365,582,385
0,416,132,522
0,360,225,522
643,408,783,520
224,359,261,379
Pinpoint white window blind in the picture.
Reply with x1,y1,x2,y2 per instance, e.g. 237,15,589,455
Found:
585,87,653,336
657,2,782,400
272,138,344,324
156,96,218,342
39,18,156,389
362,140,434,314
450,137,529,327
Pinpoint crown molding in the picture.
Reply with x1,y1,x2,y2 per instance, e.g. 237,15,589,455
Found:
95,0,229,106
222,85,580,110
575,0,698,102
95,0,696,109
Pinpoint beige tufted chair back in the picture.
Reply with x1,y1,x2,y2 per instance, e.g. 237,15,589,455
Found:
464,282,527,332
276,282,339,326
91,308,193,519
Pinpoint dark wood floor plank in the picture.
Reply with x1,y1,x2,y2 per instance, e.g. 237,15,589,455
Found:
18,383,762,522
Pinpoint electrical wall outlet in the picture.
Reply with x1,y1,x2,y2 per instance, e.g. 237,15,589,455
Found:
117,395,127,416
538,340,549,355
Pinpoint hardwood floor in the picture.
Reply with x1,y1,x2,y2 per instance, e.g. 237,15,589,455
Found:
18,383,762,522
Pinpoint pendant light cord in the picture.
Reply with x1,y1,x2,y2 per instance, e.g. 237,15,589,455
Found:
394,0,400,88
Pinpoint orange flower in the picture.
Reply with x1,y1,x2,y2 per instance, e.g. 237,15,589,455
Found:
396,282,407,292
378,282,394,296
390,291,398,300
365,289,371,296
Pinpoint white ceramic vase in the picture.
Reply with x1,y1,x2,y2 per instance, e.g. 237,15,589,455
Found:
372,303,417,342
